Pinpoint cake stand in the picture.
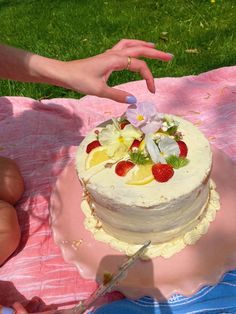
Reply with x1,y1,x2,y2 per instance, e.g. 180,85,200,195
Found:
49,147,236,300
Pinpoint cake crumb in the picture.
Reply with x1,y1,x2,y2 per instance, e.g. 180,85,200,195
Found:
105,161,117,168
72,239,83,250
103,271,113,285
95,220,102,229
208,136,216,141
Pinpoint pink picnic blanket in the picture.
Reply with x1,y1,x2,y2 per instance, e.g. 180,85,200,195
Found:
0,66,236,309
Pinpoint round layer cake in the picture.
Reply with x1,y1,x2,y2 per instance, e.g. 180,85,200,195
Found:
75,103,220,258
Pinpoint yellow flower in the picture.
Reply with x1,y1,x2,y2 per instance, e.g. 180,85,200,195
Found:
99,122,142,159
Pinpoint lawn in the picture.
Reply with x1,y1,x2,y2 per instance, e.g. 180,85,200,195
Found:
0,0,235,100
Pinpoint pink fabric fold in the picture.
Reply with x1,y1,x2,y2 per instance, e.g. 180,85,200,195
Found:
0,65,236,309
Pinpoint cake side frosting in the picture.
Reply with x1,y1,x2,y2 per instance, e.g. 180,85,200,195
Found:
80,180,220,258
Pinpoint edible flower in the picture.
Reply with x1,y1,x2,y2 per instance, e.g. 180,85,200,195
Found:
99,121,142,159
145,135,180,164
126,102,163,134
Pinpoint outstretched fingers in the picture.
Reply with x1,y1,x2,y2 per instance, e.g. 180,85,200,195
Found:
127,57,155,93
99,55,156,102
118,46,174,62
110,39,156,50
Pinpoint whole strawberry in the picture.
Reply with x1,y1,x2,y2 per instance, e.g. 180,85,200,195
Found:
86,140,101,153
115,160,135,177
152,163,174,182
177,140,188,157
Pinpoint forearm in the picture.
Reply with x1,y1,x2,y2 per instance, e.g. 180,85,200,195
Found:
0,44,65,86
0,39,174,103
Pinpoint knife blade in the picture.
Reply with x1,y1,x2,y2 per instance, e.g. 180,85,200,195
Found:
57,240,151,314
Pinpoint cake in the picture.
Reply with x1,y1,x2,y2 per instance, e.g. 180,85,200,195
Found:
75,102,220,258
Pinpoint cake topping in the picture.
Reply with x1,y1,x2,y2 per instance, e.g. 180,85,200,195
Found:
99,121,142,160
145,134,180,164
129,139,142,150
86,140,101,153
152,163,174,182
115,160,135,177
126,163,154,185
85,146,110,169
126,102,163,134
165,155,189,169
85,102,189,182
177,140,188,157
119,118,130,130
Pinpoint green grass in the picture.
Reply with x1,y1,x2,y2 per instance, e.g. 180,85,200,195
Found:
0,0,235,99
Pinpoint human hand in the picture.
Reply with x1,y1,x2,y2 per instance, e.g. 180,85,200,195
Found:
55,39,174,103
0,297,57,314
0,39,173,103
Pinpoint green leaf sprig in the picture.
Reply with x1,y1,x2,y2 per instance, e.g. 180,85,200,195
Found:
129,150,151,165
166,155,189,169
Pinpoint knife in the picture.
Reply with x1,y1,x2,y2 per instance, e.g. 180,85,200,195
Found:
57,240,151,314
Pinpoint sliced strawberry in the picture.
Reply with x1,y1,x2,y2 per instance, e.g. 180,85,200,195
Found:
177,140,188,157
115,160,135,177
120,121,130,129
86,140,101,153
152,163,174,182
129,139,141,150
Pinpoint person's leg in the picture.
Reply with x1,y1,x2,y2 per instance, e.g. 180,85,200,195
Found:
0,157,24,265
0,157,24,205
0,200,21,265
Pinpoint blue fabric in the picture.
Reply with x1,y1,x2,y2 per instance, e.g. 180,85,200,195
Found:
90,270,236,313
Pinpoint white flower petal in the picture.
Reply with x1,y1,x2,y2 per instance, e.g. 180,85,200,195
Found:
158,137,180,157
99,125,119,146
141,120,162,134
145,134,166,164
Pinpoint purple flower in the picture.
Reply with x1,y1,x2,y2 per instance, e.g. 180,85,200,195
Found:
126,102,162,134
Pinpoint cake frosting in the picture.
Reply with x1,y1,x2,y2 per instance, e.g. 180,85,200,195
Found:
75,102,220,258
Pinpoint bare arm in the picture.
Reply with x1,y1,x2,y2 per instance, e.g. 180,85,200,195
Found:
0,44,63,86
0,40,173,103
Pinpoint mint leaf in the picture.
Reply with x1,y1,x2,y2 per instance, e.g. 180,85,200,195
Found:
166,155,189,169
119,116,129,123
166,125,178,135
129,151,151,165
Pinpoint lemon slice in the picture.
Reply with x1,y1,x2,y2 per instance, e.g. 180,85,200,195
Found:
85,146,110,169
126,163,154,185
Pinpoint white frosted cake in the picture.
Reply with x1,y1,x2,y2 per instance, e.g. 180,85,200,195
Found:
76,102,220,258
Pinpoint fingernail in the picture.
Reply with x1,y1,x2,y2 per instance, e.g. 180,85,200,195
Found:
148,42,155,46
1,307,15,314
167,53,174,59
126,96,137,104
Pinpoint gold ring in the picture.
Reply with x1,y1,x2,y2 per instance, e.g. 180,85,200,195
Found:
126,56,132,70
